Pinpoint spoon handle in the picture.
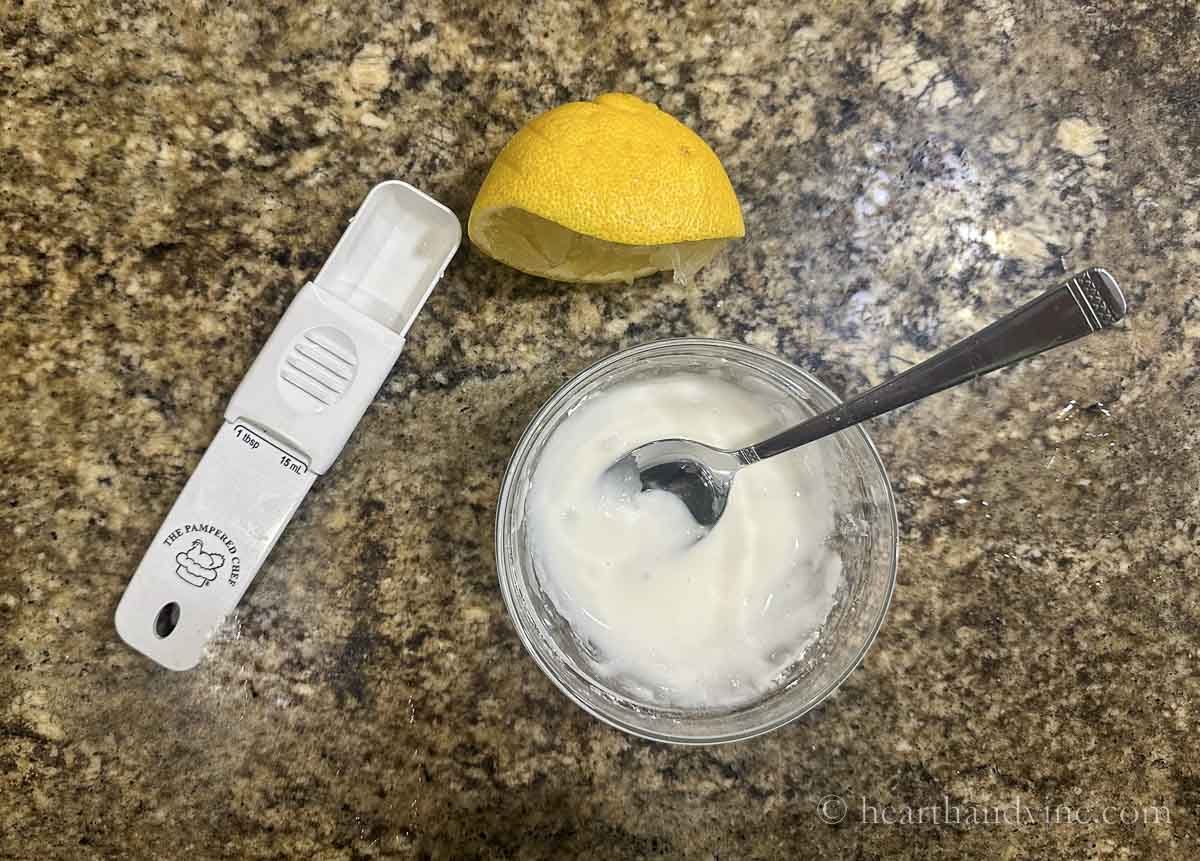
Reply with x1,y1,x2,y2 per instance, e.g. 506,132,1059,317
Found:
746,268,1127,462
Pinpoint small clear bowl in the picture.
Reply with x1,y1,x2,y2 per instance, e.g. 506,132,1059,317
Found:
495,339,898,744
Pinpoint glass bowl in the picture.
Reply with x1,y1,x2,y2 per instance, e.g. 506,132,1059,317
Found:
495,338,898,744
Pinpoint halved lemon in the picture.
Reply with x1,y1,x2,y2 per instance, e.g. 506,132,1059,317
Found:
468,93,744,284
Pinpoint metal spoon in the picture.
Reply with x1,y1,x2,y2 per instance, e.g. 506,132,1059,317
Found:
610,268,1127,528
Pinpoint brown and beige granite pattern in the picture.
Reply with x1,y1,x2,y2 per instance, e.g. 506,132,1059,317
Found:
3,0,1200,857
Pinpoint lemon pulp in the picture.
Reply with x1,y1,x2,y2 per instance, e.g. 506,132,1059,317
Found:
470,207,727,284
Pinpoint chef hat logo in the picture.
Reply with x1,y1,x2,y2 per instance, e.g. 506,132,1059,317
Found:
174,538,224,586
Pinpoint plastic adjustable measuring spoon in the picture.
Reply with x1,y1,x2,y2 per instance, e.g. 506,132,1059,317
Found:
115,182,461,670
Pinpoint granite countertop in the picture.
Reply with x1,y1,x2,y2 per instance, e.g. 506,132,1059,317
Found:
3,0,1199,857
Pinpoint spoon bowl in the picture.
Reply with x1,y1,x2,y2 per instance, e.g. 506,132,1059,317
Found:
610,439,745,527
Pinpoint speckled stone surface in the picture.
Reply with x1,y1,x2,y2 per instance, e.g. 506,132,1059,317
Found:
3,0,1200,857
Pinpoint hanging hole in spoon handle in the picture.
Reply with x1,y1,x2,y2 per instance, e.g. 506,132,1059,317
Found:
747,268,1127,461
